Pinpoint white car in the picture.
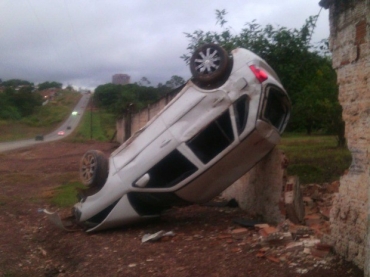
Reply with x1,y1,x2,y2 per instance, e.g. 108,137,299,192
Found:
75,44,291,232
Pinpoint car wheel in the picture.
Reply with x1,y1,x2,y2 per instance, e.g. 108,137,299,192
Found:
79,150,109,188
190,44,229,84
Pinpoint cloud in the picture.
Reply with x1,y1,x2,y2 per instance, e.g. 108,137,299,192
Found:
0,0,328,89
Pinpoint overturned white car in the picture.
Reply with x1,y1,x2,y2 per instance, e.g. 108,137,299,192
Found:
75,44,290,232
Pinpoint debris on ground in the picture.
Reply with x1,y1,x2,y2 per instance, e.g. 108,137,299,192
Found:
143,180,341,274
224,180,340,274
142,230,175,243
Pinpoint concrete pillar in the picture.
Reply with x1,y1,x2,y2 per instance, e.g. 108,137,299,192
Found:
222,148,286,224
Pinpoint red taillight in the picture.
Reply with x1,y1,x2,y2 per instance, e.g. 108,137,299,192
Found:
249,65,268,83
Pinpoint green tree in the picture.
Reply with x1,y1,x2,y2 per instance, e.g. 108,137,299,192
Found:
66,85,74,91
137,77,151,86
0,87,42,118
94,83,125,110
164,75,185,89
156,76,186,95
0,91,21,119
2,79,32,87
38,81,62,90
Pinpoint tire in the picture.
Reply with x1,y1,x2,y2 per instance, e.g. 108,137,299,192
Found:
79,150,109,188
190,44,229,84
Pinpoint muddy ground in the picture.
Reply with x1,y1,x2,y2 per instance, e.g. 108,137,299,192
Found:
0,141,364,277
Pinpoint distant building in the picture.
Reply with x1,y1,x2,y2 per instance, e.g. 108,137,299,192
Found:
112,74,130,85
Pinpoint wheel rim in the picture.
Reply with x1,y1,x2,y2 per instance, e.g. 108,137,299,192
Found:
81,153,96,184
194,47,221,74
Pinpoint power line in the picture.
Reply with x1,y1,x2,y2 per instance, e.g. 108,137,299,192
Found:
62,0,86,66
308,7,323,45
286,6,324,91
26,0,59,58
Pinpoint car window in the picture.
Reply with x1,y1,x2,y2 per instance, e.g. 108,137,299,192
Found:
233,95,250,135
186,109,234,164
143,149,197,188
262,86,290,131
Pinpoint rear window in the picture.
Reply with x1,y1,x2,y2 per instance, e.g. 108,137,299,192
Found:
262,86,290,132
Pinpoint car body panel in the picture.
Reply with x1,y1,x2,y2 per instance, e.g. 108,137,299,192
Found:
112,117,168,172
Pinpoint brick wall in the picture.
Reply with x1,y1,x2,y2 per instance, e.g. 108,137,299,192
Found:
323,0,370,270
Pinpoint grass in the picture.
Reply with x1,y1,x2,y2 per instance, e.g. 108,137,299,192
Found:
70,109,116,142
22,91,81,126
0,120,51,142
278,133,352,184
50,182,85,208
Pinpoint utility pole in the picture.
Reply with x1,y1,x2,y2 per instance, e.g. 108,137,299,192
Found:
90,96,93,140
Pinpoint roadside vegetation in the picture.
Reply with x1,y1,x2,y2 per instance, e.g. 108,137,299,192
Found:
279,134,351,184
0,88,81,141
71,108,116,142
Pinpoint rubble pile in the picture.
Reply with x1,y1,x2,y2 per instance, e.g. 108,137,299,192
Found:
228,180,340,273
140,181,343,274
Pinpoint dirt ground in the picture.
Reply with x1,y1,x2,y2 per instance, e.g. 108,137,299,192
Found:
0,141,364,277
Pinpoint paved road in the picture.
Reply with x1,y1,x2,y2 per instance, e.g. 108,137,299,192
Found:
0,93,91,153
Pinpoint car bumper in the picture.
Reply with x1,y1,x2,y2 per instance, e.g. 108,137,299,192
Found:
76,194,158,232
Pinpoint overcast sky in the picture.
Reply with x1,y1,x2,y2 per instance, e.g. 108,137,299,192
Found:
0,0,328,90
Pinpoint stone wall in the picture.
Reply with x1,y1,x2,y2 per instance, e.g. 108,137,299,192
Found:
323,0,370,270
